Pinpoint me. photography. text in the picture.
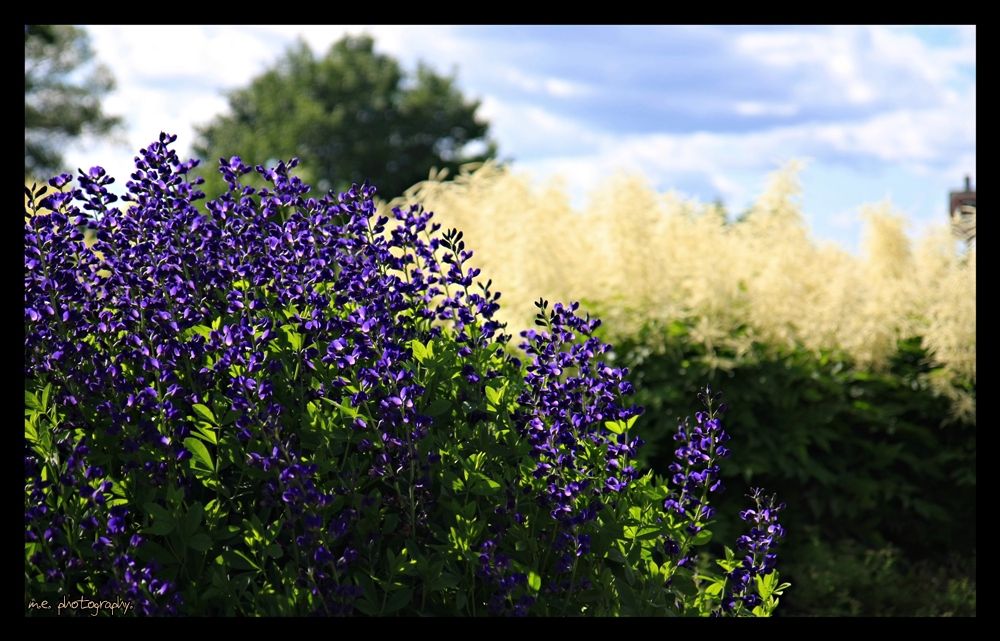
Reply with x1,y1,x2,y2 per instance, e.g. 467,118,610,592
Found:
26,595,134,616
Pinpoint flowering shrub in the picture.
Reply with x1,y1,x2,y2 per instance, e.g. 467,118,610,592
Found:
25,133,787,616
388,162,975,425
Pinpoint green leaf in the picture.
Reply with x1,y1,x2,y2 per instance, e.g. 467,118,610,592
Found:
430,573,461,590
144,502,174,523
756,573,773,600
635,527,663,541
192,421,218,446
716,553,740,572
614,570,640,611
383,513,399,535
467,472,501,492
607,546,627,564
231,571,256,596
182,502,204,538
141,541,176,565
691,529,713,546
357,573,377,603
225,549,259,571
111,481,128,500
425,399,452,416
145,519,176,536
528,571,541,592
382,587,413,614
24,418,39,445
183,437,215,474
190,325,212,340
604,420,626,435
438,572,462,588
467,476,500,495
186,533,213,552
353,599,380,616
410,339,429,363
191,403,217,425
250,514,266,539
167,483,184,506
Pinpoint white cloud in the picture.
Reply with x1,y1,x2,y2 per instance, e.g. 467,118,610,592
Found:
708,173,750,206
734,26,975,110
733,31,827,68
871,27,976,85
809,99,976,168
829,207,863,230
735,102,799,117
484,91,974,239
54,25,973,254
88,26,278,90
478,97,607,158
495,65,593,98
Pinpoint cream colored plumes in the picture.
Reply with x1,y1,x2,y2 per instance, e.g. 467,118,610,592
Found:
386,161,976,424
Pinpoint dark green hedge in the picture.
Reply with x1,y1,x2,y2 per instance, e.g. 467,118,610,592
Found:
605,319,976,616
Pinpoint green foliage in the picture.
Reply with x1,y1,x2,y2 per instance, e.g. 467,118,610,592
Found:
24,25,124,180
193,34,496,201
392,162,976,429
606,318,975,616
782,528,975,616
25,149,782,616
22,313,770,616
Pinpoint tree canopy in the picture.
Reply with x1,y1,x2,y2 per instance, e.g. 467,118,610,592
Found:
193,34,497,200
25,25,123,180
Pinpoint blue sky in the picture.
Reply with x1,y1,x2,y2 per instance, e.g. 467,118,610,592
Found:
68,25,976,254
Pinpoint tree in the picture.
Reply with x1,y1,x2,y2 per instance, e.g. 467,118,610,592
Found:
25,25,124,180
193,34,497,200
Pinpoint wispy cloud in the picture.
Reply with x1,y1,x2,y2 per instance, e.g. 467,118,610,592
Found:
65,25,974,254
